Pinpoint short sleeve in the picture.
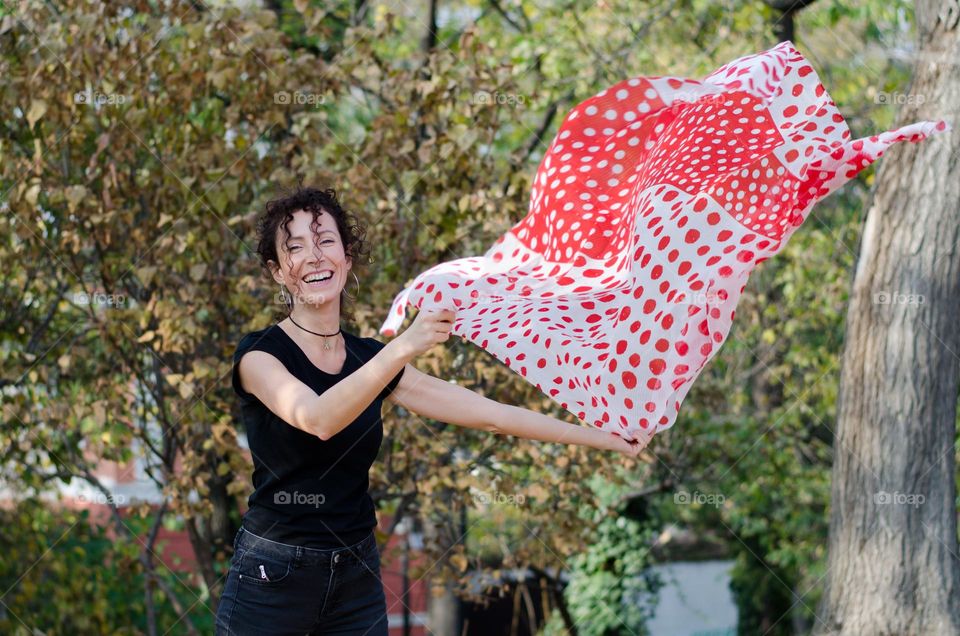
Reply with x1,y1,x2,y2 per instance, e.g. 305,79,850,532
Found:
232,331,285,403
364,337,406,401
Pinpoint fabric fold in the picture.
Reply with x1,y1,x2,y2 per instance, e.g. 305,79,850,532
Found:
380,40,950,441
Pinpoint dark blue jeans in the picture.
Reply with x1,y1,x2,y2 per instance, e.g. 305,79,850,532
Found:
215,526,388,635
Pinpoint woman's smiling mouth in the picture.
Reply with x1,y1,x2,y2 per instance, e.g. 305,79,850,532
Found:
303,270,334,286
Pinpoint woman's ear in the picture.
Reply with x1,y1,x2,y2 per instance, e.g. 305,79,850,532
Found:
267,260,283,286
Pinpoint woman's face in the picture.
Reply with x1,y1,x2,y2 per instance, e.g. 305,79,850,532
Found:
270,209,352,307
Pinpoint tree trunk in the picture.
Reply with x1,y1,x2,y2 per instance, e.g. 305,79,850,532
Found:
815,3,960,634
423,502,464,636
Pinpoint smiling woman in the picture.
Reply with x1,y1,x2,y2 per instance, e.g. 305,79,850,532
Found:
214,185,645,636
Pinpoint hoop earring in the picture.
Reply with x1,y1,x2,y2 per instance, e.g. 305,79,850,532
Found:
279,284,291,311
342,271,361,301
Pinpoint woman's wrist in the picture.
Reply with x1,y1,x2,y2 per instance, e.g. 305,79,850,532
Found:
591,428,621,452
383,335,415,365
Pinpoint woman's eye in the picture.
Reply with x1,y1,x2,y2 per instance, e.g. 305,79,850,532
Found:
322,240,334,245
288,245,301,252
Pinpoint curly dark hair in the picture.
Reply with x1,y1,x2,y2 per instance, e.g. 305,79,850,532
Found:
255,186,370,318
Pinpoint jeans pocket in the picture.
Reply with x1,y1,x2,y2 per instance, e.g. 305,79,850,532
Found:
236,548,297,587
361,539,382,575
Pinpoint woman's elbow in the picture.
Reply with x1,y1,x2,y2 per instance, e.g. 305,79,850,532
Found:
477,399,509,435
296,395,336,441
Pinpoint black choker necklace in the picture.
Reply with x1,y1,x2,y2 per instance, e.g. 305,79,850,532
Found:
288,315,341,351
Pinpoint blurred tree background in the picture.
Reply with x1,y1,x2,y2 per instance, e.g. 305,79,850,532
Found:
1,0,949,634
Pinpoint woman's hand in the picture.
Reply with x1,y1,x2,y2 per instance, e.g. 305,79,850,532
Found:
393,307,456,359
604,430,654,458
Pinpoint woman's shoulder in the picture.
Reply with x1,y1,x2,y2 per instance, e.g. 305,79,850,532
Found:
235,324,287,359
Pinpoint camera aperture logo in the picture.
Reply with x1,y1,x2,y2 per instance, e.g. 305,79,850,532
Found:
274,490,326,508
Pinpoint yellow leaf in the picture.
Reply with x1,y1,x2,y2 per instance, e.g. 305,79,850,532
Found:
93,401,106,425
65,185,87,213
450,553,468,572
24,183,41,206
26,99,47,129
527,483,549,501
193,360,213,379
208,189,229,214
137,330,155,343
190,263,207,282
209,68,237,91
137,266,158,286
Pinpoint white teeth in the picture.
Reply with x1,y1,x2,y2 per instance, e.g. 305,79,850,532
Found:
304,271,333,283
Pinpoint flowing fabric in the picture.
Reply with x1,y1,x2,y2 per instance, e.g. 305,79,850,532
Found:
379,41,949,441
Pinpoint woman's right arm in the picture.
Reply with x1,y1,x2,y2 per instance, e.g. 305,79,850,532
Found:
237,341,408,440
237,308,455,440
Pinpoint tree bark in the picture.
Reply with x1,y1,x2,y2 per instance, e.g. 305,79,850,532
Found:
815,2,960,633
424,501,464,636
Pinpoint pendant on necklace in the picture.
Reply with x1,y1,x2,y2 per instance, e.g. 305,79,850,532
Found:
323,338,331,351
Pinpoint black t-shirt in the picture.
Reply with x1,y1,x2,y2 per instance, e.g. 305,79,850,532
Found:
231,324,405,548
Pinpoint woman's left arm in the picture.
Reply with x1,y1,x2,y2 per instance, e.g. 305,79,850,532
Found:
385,363,649,458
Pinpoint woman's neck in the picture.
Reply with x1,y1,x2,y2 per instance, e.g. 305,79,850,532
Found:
286,304,342,335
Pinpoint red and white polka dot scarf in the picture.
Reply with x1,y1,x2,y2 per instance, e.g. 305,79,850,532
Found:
380,41,949,442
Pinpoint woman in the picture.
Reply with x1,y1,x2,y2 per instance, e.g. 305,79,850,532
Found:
214,186,648,635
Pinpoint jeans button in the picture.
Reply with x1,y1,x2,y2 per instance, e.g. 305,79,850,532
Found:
333,553,340,563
